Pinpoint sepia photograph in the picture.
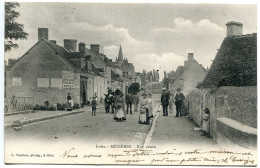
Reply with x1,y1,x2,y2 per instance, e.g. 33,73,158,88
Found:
3,1,257,166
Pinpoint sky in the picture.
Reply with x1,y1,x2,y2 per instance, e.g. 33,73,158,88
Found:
5,3,257,80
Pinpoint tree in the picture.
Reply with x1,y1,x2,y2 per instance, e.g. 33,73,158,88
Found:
128,83,140,94
5,2,28,52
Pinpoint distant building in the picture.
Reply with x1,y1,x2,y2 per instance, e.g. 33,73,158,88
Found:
114,45,136,89
169,53,207,95
150,82,163,94
135,72,142,86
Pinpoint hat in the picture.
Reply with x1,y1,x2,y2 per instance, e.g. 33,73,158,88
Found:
177,88,181,91
162,87,166,90
116,87,120,90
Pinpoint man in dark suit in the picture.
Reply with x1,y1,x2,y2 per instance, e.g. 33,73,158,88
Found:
161,87,169,116
126,92,134,114
174,88,185,117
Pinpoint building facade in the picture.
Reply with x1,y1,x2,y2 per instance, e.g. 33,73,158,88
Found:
169,53,207,95
6,28,111,109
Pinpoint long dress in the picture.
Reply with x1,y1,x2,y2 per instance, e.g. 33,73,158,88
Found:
202,113,210,132
169,96,174,113
114,94,125,120
139,98,149,124
148,98,153,117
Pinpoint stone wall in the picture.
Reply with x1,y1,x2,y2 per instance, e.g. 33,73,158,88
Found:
187,86,257,146
6,40,80,106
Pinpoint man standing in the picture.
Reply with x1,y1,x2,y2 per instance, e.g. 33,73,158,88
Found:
110,92,116,114
161,87,169,116
174,88,185,117
104,94,111,113
133,93,139,112
126,92,133,114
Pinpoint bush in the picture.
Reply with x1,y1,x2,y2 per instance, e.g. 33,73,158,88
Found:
74,103,80,109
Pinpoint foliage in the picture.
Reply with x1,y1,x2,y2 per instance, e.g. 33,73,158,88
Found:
5,2,28,52
128,83,140,94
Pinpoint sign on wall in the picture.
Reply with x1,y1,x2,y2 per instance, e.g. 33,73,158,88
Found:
51,78,62,88
12,77,22,86
37,78,49,87
62,71,74,88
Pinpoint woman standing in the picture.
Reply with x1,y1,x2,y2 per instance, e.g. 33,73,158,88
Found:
148,94,154,118
169,93,174,114
139,93,149,125
115,91,125,121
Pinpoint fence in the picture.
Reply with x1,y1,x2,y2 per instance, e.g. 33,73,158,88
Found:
5,96,34,113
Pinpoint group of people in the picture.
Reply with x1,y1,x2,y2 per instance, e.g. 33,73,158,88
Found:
102,87,153,125
160,87,185,117
68,87,210,137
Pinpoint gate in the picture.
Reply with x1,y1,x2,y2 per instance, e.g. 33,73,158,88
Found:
5,96,34,113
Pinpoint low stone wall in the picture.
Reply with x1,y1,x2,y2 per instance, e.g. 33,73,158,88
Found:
187,86,257,147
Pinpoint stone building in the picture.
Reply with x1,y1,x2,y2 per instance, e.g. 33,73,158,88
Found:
169,53,207,95
6,28,109,109
187,21,257,149
114,45,136,85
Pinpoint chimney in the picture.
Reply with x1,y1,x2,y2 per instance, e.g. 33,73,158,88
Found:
49,40,56,44
64,39,77,52
78,42,86,54
85,56,92,71
226,21,243,37
188,53,194,60
86,61,92,71
90,44,100,55
38,28,48,40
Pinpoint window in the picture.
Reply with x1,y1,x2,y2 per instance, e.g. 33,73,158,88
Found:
12,77,22,86
37,78,49,87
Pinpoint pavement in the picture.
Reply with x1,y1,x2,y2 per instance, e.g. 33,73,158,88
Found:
5,94,219,148
149,107,220,150
4,105,103,128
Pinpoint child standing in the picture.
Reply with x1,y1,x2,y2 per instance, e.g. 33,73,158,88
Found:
92,97,97,116
201,108,210,137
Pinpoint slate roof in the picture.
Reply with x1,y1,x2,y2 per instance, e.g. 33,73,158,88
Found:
202,33,257,88
7,38,77,71
111,70,123,82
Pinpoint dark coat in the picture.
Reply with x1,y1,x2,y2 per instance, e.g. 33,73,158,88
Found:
161,93,169,106
174,92,185,105
125,94,134,104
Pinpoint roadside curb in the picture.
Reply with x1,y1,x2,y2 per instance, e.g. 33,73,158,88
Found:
5,110,35,116
143,104,161,146
4,106,104,129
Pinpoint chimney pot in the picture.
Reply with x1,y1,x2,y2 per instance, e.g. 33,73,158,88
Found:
90,44,100,55
49,40,56,44
78,42,86,54
38,28,48,41
226,21,243,37
64,39,77,52
188,53,194,60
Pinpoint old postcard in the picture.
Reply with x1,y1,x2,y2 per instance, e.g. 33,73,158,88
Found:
3,2,257,166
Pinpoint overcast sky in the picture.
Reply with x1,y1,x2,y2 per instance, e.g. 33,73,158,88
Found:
5,3,257,79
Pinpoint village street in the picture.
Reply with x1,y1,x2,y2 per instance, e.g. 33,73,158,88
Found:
5,94,218,150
